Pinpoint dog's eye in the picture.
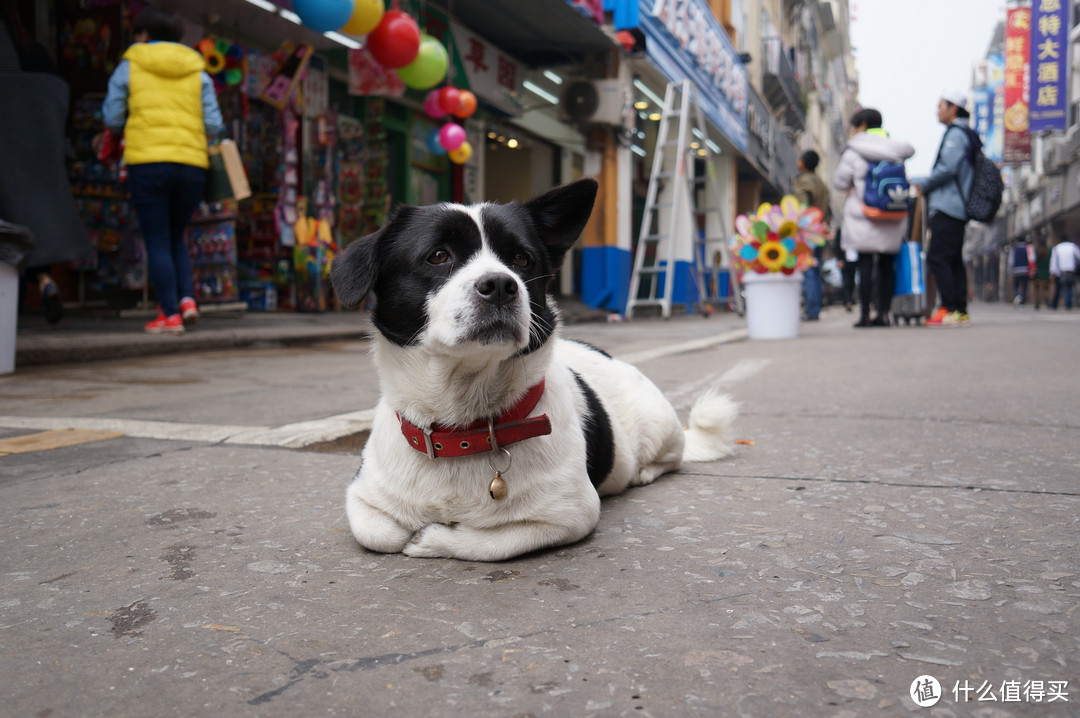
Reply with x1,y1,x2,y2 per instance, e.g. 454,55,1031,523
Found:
427,249,451,265
512,253,530,268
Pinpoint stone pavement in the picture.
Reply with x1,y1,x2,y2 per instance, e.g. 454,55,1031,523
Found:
0,302,1078,717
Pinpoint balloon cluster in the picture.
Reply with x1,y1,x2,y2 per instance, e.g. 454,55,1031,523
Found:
421,86,477,164
293,0,448,91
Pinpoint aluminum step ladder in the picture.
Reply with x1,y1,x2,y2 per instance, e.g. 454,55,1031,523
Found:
626,80,742,319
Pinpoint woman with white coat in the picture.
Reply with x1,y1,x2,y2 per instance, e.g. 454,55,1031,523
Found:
833,108,915,327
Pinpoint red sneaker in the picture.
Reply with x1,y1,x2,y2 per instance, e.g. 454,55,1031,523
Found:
145,311,184,334
924,307,950,326
180,297,199,324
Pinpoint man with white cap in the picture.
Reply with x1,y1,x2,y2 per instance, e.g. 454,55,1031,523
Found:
914,91,977,326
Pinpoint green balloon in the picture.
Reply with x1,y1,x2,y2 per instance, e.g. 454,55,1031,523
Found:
396,34,448,90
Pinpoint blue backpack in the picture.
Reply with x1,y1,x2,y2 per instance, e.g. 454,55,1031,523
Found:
863,161,910,221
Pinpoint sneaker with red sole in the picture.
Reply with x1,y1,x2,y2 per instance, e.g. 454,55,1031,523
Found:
145,311,184,334
180,297,199,324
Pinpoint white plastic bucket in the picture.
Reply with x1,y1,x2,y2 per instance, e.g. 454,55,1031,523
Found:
741,272,803,340
0,262,18,374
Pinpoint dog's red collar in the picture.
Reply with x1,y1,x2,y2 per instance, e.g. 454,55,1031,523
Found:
397,380,551,459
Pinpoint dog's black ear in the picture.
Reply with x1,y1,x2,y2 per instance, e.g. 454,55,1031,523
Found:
331,206,417,307
330,232,378,308
525,177,599,265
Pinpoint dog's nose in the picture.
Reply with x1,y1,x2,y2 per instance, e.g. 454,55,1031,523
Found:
475,272,519,306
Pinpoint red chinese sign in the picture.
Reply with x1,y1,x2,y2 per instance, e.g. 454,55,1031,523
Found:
1004,6,1032,164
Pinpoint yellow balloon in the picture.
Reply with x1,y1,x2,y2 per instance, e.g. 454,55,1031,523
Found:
448,141,472,165
341,0,384,35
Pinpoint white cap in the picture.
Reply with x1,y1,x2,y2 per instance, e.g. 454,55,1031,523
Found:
941,90,968,110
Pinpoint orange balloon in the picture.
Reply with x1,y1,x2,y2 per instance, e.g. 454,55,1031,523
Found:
454,90,478,118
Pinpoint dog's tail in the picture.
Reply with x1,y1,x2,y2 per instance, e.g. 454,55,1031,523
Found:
682,390,739,463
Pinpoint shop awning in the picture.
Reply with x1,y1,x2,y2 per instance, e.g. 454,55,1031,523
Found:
428,0,616,66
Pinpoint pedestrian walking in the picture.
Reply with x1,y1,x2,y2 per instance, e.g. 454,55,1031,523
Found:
1032,239,1051,310
833,108,914,328
1010,236,1032,306
102,7,225,334
1049,236,1080,310
914,91,976,327
793,150,833,321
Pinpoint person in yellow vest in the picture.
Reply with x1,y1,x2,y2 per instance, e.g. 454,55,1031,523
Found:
102,7,224,334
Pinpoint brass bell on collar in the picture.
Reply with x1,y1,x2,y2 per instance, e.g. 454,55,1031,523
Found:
488,471,507,500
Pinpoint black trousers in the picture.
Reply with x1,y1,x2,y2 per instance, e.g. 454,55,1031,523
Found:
927,212,968,313
857,252,895,319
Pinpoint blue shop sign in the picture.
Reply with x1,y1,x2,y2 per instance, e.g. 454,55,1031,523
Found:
639,0,749,152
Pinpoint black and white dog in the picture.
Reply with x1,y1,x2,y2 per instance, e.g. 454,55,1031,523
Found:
330,178,737,561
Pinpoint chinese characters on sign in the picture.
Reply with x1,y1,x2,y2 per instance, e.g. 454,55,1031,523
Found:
450,21,523,116
641,0,749,152
1004,7,1032,163
1029,0,1067,132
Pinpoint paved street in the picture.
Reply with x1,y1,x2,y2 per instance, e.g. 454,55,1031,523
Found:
1,302,1078,717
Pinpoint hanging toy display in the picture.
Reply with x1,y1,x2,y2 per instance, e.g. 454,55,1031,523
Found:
293,0,356,33
395,33,448,90
366,9,421,68
340,0,385,35
198,37,247,88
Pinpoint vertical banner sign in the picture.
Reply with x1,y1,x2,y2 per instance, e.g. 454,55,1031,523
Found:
1029,0,1068,132
973,87,993,146
985,54,1006,163
1004,7,1032,164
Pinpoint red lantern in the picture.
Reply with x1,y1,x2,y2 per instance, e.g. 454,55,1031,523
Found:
437,87,461,115
454,90,477,118
367,10,421,69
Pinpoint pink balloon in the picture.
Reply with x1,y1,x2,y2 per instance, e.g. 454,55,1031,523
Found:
438,123,466,151
423,91,446,118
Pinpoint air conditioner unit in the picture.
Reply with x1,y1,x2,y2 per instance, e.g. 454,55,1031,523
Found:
558,79,626,126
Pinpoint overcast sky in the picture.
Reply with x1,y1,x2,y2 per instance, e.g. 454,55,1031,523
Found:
849,1,1006,178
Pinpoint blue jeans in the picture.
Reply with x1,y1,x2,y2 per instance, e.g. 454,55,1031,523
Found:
802,246,824,318
127,162,206,317
802,266,822,318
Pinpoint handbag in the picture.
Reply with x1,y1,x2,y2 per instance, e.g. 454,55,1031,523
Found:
219,139,251,201
204,144,233,203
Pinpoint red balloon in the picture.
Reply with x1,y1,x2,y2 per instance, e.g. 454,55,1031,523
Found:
367,10,421,69
437,87,461,115
454,90,477,118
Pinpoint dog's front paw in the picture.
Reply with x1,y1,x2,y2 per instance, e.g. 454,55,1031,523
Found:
403,523,457,559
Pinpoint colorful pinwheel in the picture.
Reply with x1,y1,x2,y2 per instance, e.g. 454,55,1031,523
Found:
729,195,829,276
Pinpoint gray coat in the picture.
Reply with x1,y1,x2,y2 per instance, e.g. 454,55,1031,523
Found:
833,131,916,255
918,119,975,222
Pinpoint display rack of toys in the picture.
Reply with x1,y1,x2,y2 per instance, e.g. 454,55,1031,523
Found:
68,98,146,299
212,45,293,312
360,99,391,237
184,201,239,304
292,197,337,313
